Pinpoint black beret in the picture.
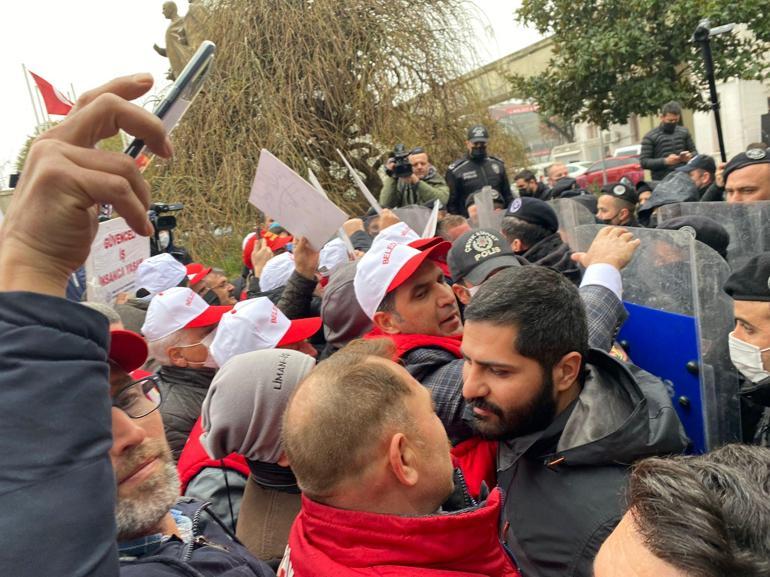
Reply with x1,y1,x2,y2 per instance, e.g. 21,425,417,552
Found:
657,215,730,259
723,147,770,182
724,252,770,302
504,197,559,234
600,181,638,205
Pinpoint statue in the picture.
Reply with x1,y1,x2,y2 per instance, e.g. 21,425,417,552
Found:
184,0,211,51
153,2,192,80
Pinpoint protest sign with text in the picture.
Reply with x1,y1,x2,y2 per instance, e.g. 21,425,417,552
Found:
250,150,348,251
85,217,150,303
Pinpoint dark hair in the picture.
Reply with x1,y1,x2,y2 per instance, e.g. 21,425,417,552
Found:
628,444,770,577
500,216,551,249
661,101,682,116
464,266,588,372
514,169,536,182
376,289,398,315
437,214,468,240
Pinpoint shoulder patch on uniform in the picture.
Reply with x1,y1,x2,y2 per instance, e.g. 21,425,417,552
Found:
449,159,470,171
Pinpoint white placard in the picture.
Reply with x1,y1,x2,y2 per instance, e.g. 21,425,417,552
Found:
85,217,150,303
421,199,441,238
336,149,383,214
249,150,348,251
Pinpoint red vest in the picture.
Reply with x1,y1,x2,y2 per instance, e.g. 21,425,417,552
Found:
279,489,520,577
364,328,497,496
177,417,250,493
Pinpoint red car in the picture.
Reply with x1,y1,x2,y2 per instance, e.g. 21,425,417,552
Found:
575,155,644,189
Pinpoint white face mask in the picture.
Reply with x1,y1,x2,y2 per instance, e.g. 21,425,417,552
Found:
178,329,219,369
728,332,770,383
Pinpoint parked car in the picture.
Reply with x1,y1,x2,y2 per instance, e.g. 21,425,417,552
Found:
566,161,593,178
575,155,644,189
613,144,642,157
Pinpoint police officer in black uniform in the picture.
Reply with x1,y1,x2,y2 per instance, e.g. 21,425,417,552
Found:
446,125,512,216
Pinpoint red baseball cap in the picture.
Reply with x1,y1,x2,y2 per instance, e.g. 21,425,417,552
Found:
353,235,450,319
109,330,149,373
186,263,212,286
387,240,450,293
278,316,323,346
142,287,233,341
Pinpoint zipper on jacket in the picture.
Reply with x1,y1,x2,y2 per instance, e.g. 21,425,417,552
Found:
182,504,205,562
545,455,565,470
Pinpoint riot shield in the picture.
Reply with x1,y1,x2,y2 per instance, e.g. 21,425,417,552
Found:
393,205,432,236
573,224,741,452
657,201,770,270
549,198,597,250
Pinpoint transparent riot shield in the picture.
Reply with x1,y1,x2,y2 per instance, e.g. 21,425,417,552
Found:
393,205,432,236
657,201,770,270
573,224,741,452
549,198,597,250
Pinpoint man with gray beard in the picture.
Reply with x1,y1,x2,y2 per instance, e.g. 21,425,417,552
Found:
107,329,275,575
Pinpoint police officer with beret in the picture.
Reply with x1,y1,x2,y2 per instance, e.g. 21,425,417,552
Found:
723,252,770,446
446,125,512,217
724,146,770,204
596,182,640,227
501,197,581,284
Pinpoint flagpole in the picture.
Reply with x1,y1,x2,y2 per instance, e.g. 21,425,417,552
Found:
21,64,42,128
69,83,77,103
33,82,51,129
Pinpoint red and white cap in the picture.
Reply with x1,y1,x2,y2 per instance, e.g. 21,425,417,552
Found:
141,286,233,342
109,329,149,373
186,263,212,286
210,297,321,367
136,253,187,295
375,221,420,245
353,234,450,320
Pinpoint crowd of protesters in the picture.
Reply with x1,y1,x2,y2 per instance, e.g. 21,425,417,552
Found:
1,76,769,577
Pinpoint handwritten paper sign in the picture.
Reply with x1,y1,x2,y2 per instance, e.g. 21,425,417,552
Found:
85,217,150,303
249,150,348,251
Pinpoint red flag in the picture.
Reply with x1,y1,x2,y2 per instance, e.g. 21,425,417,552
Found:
28,71,73,116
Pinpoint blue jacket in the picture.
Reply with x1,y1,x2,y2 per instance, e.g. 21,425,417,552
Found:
0,292,117,576
120,498,275,577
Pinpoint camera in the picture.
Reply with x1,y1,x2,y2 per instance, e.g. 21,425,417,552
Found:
149,202,191,264
391,143,413,178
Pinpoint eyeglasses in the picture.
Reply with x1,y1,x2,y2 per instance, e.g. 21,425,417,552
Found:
112,375,163,419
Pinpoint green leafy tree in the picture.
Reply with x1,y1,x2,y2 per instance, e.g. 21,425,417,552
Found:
511,0,770,128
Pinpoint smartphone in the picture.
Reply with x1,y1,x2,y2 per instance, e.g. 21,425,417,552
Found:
100,41,216,220
125,40,216,164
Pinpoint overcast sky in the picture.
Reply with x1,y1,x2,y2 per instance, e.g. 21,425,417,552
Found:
1,1,542,181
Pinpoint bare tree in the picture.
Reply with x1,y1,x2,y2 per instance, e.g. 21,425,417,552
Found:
148,0,527,263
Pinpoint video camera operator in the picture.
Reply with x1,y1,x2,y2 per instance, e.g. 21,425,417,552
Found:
379,145,449,209
149,202,192,264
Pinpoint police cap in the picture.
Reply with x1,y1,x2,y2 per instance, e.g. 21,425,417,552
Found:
723,147,770,182
724,252,770,302
505,197,559,234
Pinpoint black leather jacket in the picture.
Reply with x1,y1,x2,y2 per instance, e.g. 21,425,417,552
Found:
446,154,512,216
